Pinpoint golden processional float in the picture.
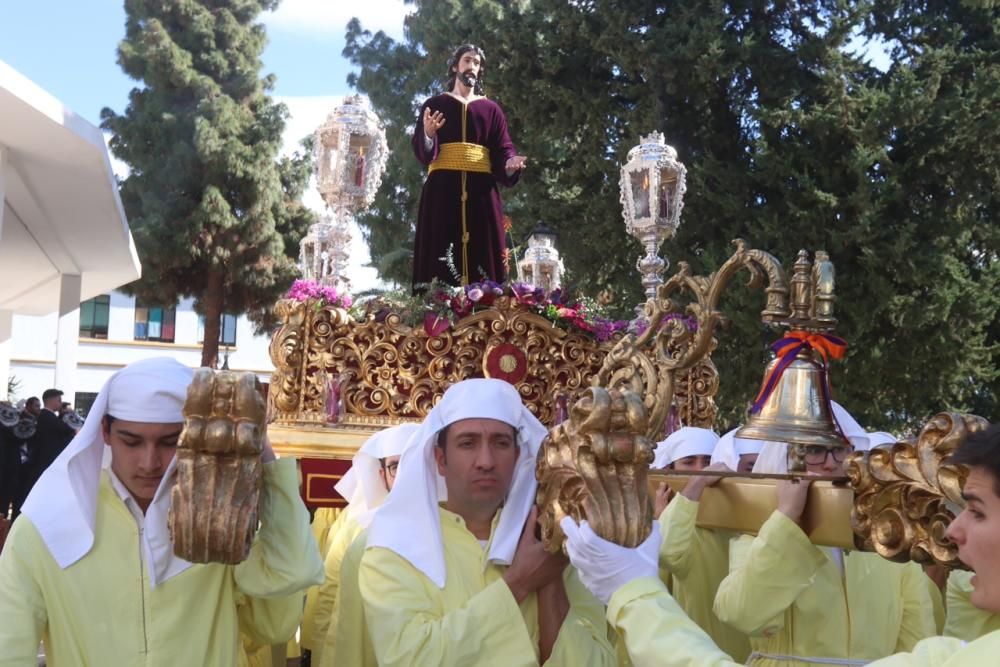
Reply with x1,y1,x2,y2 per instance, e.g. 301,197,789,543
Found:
257,117,981,571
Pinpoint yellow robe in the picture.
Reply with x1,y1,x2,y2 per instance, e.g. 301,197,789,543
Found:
713,511,936,666
319,528,374,667
944,570,1000,640
924,574,946,634
608,576,1000,667
359,506,617,666
310,512,363,665
300,507,343,653
658,495,750,662
0,458,324,666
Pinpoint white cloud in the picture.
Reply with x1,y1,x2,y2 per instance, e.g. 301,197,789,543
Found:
263,0,411,39
278,94,389,294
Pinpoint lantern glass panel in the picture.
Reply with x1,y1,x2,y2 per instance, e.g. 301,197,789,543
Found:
658,169,678,220
349,134,368,188
630,167,652,218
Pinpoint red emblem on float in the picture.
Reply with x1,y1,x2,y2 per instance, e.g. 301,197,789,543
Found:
484,342,528,385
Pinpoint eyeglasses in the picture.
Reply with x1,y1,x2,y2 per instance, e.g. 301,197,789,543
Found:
382,462,399,477
802,445,853,465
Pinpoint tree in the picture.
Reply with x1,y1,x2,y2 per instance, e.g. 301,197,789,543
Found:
344,0,1000,431
102,0,315,367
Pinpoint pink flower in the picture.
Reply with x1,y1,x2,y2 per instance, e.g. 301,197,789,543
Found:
424,312,451,337
467,287,484,303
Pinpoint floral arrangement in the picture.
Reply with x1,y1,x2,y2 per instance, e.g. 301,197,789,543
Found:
285,279,353,309
286,278,698,343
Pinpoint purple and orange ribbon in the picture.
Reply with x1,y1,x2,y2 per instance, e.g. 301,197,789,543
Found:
750,331,847,415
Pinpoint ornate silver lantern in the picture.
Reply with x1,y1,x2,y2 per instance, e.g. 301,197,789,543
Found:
303,95,389,288
619,131,687,303
298,212,353,288
517,223,565,292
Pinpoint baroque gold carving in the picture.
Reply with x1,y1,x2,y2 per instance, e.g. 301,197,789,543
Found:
596,239,785,441
270,296,720,428
536,386,656,553
169,369,266,564
846,412,988,568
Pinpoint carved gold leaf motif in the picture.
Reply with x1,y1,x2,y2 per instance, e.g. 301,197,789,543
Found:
170,369,265,564
846,412,988,568
268,296,718,429
536,387,656,553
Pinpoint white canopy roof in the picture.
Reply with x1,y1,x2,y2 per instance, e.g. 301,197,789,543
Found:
0,60,140,316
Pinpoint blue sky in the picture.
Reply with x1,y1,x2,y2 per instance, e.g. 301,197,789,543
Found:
1,1,411,290
0,0,409,126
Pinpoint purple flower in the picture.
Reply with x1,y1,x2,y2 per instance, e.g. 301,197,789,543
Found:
466,287,484,303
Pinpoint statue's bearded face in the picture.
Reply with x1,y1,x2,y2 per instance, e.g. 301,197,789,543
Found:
453,51,482,89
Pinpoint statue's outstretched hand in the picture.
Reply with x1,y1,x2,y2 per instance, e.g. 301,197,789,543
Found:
423,107,446,139
505,155,527,176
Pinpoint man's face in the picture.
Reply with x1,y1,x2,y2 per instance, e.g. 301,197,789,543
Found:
25,399,40,417
433,418,518,517
43,395,61,411
802,443,853,476
671,454,710,472
946,466,1000,613
378,454,401,492
103,418,182,512
737,453,758,473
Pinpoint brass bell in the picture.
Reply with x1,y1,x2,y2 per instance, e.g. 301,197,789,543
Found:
736,347,845,469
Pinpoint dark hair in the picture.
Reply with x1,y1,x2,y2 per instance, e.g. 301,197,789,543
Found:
42,388,63,401
26,396,39,407
446,44,486,95
949,423,1000,496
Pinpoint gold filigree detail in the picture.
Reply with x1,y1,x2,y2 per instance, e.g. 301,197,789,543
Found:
846,412,988,567
673,354,719,429
269,296,651,426
596,239,786,441
536,387,656,553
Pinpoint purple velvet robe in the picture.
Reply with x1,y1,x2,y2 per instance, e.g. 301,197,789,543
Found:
411,94,520,289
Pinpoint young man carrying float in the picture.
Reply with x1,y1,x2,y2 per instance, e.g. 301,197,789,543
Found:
0,357,323,665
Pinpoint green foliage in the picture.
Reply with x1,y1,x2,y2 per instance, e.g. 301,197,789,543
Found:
102,0,315,366
344,0,1000,431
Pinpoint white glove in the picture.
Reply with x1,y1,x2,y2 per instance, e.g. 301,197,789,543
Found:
560,516,661,604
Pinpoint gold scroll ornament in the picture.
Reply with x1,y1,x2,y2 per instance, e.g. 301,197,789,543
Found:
267,295,719,431
847,412,987,568
168,369,266,564
536,386,656,553
537,240,789,553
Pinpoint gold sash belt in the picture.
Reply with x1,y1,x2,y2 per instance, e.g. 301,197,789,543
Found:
428,142,492,174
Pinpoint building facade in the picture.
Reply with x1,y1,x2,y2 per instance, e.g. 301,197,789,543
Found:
8,289,275,415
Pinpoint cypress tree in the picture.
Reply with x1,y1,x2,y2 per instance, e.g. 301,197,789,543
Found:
102,0,314,367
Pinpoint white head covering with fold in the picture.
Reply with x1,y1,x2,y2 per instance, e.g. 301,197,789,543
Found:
21,357,194,586
652,427,719,468
335,423,420,529
710,427,771,471
366,378,549,589
866,431,897,450
752,401,871,475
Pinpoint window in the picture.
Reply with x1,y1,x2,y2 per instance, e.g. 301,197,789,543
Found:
74,392,99,418
79,295,110,339
197,313,238,347
134,301,176,343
